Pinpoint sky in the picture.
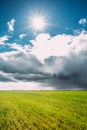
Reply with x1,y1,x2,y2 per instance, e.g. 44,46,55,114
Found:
0,0,87,90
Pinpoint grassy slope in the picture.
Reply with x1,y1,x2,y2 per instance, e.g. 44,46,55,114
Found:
0,91,87,130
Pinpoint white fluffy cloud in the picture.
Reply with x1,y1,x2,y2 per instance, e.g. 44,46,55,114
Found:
30,31,87,61
7,19,16,32
0,35,9,44
19,34,27,39
79,18,87,26
9,43,31,52
30,33,73,61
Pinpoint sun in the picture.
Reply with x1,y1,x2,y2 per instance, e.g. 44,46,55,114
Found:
30,14,47,32
32,16,45,31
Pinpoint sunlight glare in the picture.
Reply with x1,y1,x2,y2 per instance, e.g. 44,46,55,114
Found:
30,14,47,31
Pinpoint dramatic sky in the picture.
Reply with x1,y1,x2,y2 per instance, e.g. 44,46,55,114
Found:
0,0,87,90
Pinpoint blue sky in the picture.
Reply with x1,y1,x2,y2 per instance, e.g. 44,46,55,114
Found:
0,0,87,90
0,0,87,35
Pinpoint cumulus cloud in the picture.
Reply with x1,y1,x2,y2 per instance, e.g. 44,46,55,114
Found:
0,31,87,89
30,33,73,61
0,35,9,45
19,34,27,39
9,43,31,52
7,19,16,32
79,18,87,26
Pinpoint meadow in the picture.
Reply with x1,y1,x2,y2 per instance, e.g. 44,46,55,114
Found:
0,90,87,130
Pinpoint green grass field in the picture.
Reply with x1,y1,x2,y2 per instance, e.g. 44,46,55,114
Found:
0,91,87,130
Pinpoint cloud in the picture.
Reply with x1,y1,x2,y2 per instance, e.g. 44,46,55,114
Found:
30,33,73,61
9,43,31,52
7,19,16,32
19,34,27,39
0,31,87,89
79,18,87,26
0,51,43,75
0,35,9,45
0,71,15,82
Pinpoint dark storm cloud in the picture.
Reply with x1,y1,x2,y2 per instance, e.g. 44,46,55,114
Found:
0,51,51,82
39,54,87,89
0,51,42,74
0,72,14,82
